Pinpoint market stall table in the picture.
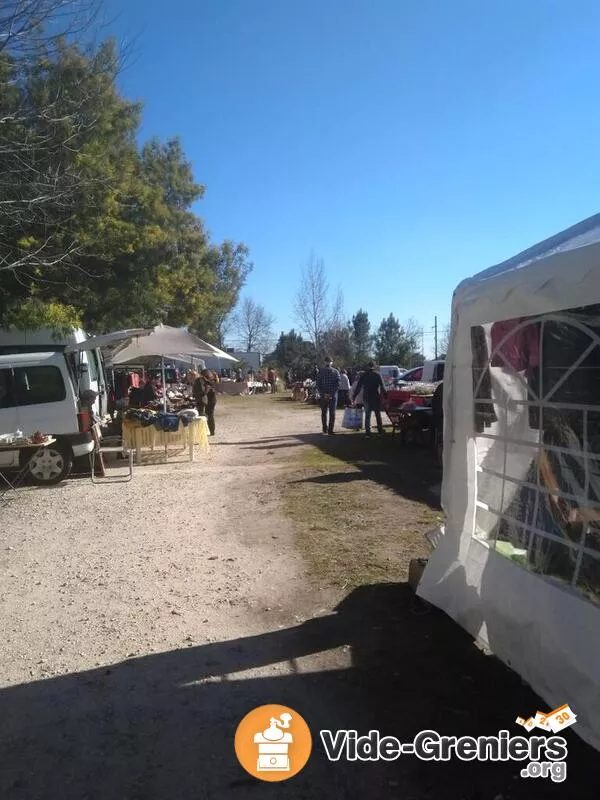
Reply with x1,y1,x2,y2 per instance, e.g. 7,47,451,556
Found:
382,389,435,439
0,438,57,501
122,416,209,464
247,381,270,395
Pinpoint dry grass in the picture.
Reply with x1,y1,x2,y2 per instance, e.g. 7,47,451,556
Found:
282,436,441,591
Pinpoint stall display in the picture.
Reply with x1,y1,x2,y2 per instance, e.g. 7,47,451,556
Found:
382,383,436,439
122,409,209,463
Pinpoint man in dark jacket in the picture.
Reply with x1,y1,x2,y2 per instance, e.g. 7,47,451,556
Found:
352,362,387,437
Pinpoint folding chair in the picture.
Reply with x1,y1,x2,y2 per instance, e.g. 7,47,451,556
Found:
89,433,134,484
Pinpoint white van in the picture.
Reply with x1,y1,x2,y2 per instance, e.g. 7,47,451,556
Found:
0,351,95,484
0,327,149,420
0,328,150,484
379,365,407,386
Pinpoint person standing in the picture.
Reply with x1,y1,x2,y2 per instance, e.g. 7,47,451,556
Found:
193,369,218,436
352,362,388,438
141,374,159,405
316,357,341,435
338,369,351,408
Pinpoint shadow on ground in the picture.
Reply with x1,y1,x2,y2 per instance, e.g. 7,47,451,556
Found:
221,429,442,509
1,583,596,799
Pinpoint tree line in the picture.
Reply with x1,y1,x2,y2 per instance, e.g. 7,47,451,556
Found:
225,252,444,373
266,310,426,375
0,0,251,339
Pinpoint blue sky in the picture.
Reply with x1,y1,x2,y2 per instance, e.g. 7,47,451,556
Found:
104,0,600,355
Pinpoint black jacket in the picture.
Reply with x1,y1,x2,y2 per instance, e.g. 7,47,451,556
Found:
354,370,387,406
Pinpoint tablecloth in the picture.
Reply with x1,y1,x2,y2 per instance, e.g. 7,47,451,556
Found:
122,416,209,460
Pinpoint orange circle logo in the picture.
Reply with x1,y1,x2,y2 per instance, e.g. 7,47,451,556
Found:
234,704,312,782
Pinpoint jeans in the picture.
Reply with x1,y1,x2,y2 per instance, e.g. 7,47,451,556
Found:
364,402,384,433
320,393,338,432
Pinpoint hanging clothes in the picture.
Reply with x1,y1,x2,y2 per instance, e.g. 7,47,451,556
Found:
490,318,540,373
491,318,541,430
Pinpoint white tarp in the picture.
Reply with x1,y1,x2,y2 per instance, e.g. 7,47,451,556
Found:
107,325,237,364
418,213,600,751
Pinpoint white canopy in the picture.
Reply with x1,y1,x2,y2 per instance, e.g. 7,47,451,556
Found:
108,325,238,365
418,212,600,751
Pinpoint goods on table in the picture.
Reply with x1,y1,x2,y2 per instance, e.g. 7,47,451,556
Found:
0,431,51,447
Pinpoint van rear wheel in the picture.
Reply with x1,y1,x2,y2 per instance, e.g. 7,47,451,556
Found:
21,443,73,485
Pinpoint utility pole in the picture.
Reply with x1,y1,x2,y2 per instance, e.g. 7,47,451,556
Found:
434,316,438,359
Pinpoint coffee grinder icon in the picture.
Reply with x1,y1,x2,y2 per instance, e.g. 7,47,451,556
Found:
253,712,293,771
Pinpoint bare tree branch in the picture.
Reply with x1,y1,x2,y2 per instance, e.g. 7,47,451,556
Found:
0,1,100,58
293,252,330,355
232,297,276,352
0,1,113,277
329,285,345,330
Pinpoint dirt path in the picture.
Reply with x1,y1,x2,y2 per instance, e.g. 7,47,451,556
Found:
1,395,599,799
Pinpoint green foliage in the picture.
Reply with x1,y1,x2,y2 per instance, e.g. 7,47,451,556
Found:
409,351,426,367
0,37,251,336
1,298,82,334
322,323,354,366
351,309,372,361
268,329,316,370
374,313,418,366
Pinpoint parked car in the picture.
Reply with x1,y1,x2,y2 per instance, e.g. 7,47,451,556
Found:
379,365,408,387
398,359,445,385
398,365,423,383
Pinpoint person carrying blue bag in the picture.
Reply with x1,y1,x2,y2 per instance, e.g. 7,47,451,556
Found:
352,362,388,438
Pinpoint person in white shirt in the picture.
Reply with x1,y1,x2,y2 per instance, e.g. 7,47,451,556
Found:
351,371,365,407
338,369,351,408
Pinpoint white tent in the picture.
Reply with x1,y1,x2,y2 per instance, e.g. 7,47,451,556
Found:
108,325,237,411
108,325,238,365
418,213,600,751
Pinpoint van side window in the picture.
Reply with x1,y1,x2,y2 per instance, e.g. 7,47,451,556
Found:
0,369,15,408
13,366,66,406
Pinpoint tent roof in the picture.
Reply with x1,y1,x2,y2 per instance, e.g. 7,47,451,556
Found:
108,325,237,364
459,211,600,289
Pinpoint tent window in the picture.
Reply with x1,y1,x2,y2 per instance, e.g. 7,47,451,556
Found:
471,304,600,606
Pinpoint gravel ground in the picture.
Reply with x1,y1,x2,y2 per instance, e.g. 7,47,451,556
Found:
0,396,332,685
1,394,599,800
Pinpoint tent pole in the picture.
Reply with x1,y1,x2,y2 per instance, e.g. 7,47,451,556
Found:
162,356,167,413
